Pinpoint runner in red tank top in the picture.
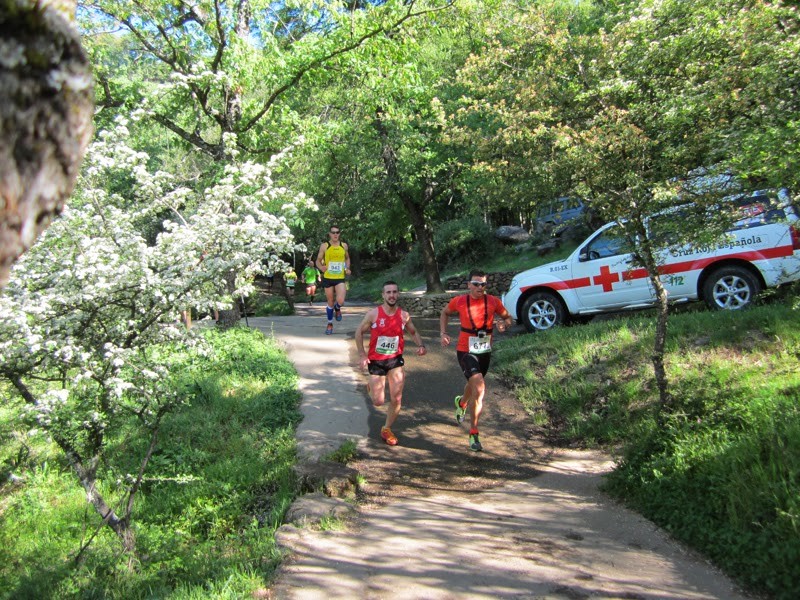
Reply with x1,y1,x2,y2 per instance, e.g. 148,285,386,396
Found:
355,280,427,446
440,269,513,452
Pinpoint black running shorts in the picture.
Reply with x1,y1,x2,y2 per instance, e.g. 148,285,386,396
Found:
322,276,345,289
367,355,405,376
457,351,491,379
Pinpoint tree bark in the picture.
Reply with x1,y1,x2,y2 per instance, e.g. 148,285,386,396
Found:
373,108,444,293
0,0,94,288
639,244,671,419
217,271,242,328
398,190,445,293
651,272,671,420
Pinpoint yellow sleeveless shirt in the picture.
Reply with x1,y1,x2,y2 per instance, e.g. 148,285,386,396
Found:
323,243,347,280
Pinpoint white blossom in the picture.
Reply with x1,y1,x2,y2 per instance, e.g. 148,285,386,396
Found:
0,116,316,455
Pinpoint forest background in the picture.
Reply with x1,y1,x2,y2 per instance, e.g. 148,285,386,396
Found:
0,0,798,598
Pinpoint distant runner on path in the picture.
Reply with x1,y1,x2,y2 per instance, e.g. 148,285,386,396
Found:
301,259,321,306
440,269,513,452
355,281,427,446
316,224,351,335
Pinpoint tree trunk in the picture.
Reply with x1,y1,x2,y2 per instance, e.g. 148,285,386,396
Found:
217,271,242,328
642,253,671,419
0,0,94,288
373,108,444,293
9,375,138,553
399,190,444,293
67,449,137,553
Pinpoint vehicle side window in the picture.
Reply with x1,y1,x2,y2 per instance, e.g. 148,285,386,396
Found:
730,197,786,230
584,225,631,259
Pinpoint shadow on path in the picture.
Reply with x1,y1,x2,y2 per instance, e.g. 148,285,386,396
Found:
249,309,751,600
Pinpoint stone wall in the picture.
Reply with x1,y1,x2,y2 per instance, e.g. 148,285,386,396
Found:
397,271,517,317
396,292,458,317
443,271,516,296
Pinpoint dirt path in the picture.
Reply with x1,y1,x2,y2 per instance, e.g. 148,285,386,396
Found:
347,316,555,503
250,310,752,600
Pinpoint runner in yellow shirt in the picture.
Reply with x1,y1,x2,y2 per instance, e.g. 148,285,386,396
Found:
315,225,351,335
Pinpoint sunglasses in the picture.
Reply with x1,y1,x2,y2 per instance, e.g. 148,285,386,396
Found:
470,281,487,287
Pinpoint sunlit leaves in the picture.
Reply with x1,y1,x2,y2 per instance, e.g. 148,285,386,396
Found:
0,113,314,520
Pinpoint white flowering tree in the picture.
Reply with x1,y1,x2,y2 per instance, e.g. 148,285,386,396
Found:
0,116,315,553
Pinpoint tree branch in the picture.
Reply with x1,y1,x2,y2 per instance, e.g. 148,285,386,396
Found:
240,0,456,132
151,114,223,158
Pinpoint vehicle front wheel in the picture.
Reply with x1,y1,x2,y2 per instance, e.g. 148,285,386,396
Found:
521,292,567,333
702,265,761,311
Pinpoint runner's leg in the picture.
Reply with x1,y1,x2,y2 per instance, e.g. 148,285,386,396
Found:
467,373,486,430
368,373,386,407
325,282,335,322
384,366,405,430
334,281,346,312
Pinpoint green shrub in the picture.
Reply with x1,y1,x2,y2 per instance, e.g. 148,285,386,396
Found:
253,297,293,316
401,216,501,274
324,440,358,464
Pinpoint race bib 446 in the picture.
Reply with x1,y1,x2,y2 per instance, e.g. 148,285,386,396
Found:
376,335,400,355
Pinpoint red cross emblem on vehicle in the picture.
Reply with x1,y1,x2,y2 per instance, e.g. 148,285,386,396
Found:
593,265,620,292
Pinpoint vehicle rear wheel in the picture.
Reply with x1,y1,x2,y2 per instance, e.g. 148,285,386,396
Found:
702,265,761,310
521,292,567,332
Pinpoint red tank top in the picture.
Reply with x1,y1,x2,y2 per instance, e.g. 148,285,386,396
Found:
368,306,405,361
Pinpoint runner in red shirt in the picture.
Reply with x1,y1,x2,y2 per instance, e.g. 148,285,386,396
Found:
440,269,513,451
355,281,427,446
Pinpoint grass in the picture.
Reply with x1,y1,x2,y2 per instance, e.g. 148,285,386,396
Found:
0,327,301,599
323,440,359,464
253,296,294,316
493,297,800,599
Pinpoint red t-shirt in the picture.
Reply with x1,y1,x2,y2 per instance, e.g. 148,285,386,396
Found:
368,306,406,360
446,294,509,353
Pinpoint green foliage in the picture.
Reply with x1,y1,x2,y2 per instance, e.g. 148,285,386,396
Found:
0,327,301,598
403,216,500,273
316,516,347,532
346,267,419,302
606,396,800,599
494,301,800,598
253,297,294,317
323,440,359,465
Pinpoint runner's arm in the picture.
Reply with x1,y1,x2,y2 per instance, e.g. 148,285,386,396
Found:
495,300,514,333
343,243,351,275
404,313,427,356
439,305,456,347
354,310,376,368
315,243,327,272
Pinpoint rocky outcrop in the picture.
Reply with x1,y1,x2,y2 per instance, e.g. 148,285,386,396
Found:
495,225,530,244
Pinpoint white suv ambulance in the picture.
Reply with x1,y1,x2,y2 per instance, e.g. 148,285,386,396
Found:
504,189,800,333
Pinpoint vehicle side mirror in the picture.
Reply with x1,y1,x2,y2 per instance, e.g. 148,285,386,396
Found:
579,249,589,262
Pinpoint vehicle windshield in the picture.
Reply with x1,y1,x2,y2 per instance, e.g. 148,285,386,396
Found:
583,225,631,259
